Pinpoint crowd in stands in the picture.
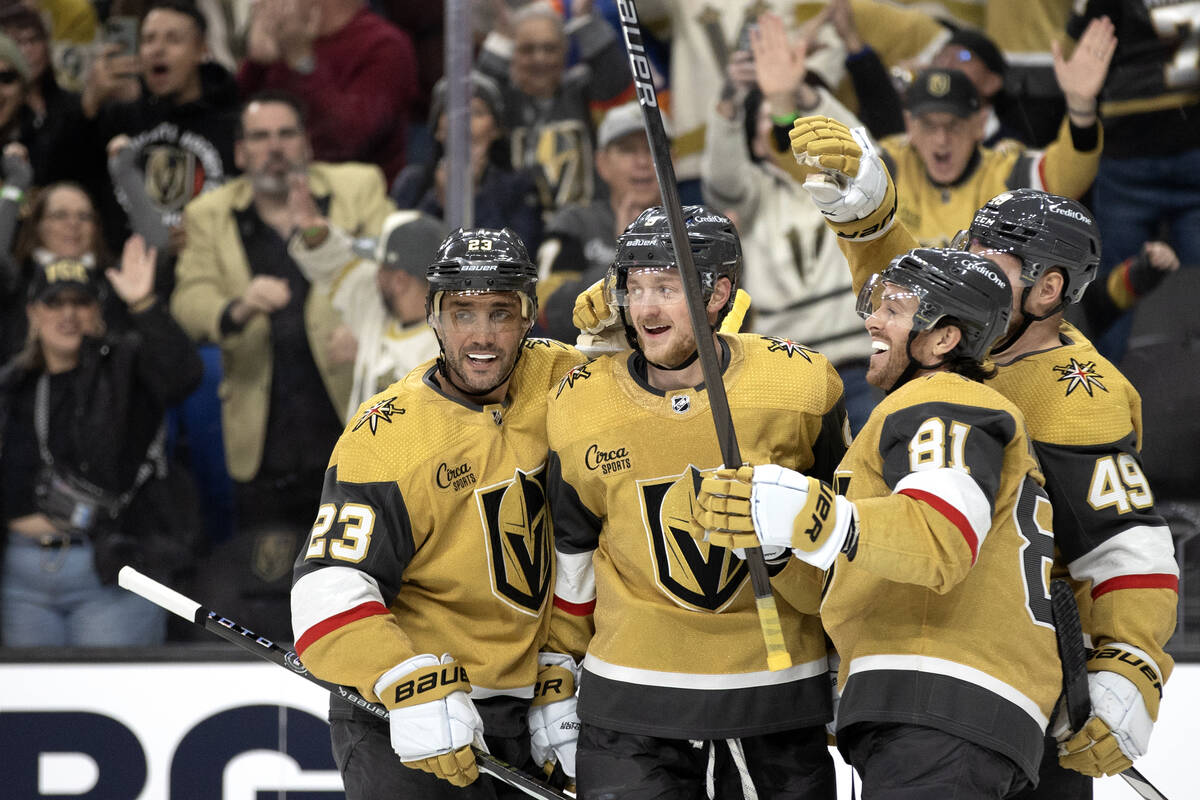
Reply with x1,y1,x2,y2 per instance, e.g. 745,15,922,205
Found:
0,0,1195,648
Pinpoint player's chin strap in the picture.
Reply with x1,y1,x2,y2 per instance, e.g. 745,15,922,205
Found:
886,331,943,394
991,286,1068,356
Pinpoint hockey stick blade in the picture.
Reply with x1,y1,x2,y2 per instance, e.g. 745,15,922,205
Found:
117,566,572,800
614,0,792,672
1048,579,1171,800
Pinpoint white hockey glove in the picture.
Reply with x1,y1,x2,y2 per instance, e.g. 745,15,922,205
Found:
1058,644,1161,777
528,652,581,779
375,653,485,787
789,116,897,240
695,465,858,571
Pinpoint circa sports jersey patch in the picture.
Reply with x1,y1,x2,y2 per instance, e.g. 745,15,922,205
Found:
352,396,404,434
524,337,573,351
762,336,815,362
556,363,592,398
585,443,631,475
436,460,477,491
1053,358,1108,397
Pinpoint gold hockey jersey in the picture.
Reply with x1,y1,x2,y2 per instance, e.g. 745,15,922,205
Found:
988,324,1178,686
547,333,848,737
881,117,1103,247
291,339,586,711
827,372,1060,781
831,218,1179,707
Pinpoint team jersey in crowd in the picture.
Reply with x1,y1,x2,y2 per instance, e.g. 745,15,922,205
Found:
633,0,947,181
1069,0,1200,157
290,339,585,714
827,371,1060,781
702,92,873,367
988,322,1178,682
546,333,848,738
879,118,1103,246
832,220,1179,711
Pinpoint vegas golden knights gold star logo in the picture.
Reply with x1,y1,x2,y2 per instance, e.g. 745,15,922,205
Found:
638,466,748,612
477,466,552,616
1053,358,1108,397
763,336,815,362
352,396,404,434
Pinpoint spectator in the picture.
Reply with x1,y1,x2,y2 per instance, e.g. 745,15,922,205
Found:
240,0,419,185
702,12,878,432
0,235,203,647
0,6,89,187
392,70,543,253
1,179,128,364
288,207,447,419
830,1,1026,147
84,0,240,297
170,92,392,641
477,0,630,214
0,31,30,150
536,100,662,342
1068,0,1200,361
778,19,1110,250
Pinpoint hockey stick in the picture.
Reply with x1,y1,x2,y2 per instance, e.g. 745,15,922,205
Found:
1050,579,1170,800
614,0,792,672
117,567,572,800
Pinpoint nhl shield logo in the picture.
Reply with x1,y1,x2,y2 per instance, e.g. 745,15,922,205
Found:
638,466,748,612
476,466,552,616
671,395,691,414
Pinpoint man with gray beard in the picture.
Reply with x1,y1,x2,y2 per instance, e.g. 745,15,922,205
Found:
170,90,393,641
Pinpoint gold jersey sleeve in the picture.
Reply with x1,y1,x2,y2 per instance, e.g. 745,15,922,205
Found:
291,340,585,702
828,372,1061,781
546,333,847,738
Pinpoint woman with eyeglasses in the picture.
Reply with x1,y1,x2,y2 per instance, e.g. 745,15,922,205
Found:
0,234,202,647
0,181,132,364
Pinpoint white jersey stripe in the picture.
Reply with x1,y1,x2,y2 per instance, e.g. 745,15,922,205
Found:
893,467,993,550
1068,524,1179,587
291,566,386,643
555,548,596,604
583,652,827,691
849,653,1049,729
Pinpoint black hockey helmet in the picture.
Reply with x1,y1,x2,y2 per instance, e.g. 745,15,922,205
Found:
956,189,1100,305
859,247,1012,363
612,205,742,319
426,226,539,320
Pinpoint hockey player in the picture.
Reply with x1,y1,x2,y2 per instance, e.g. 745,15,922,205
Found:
788,116,1179,796
289,227,585,798
695,247,1064,797
546,205,848,799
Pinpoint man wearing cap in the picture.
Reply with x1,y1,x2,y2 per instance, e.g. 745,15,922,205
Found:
535,101,664,343
288,208,448,419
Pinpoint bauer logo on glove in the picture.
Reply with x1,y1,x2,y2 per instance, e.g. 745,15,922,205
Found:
390,660,470,705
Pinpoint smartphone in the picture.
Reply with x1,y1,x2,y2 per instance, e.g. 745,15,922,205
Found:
102,16,139,56
736,21,758,55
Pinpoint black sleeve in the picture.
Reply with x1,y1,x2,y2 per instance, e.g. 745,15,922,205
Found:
129,299,204,406
809,398,849,484
845,47,906,140
546,449,603,555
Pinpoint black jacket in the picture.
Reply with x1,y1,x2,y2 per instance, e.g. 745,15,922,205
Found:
0,299,203,524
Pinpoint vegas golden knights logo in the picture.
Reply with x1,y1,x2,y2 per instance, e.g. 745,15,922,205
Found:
144,144,199,211
639,466,747,612
477,466,552,616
